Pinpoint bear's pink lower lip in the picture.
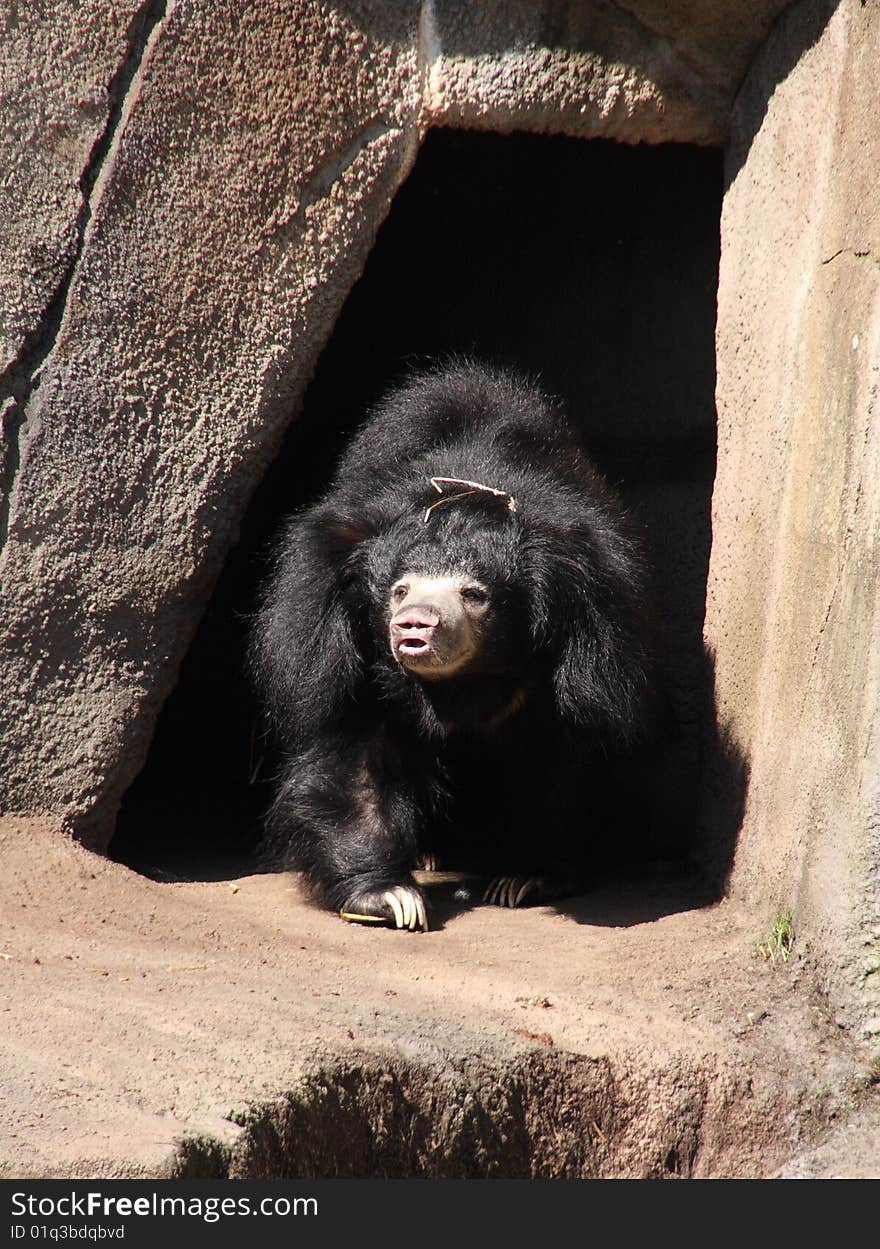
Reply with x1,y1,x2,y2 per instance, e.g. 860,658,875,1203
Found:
399,638,429,653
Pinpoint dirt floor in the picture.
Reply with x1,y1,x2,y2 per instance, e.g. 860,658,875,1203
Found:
1,816,878,1179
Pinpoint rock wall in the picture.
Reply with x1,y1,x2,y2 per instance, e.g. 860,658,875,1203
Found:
705,0,880,1030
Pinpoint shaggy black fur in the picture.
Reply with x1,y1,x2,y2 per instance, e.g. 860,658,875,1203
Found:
251,362,651,926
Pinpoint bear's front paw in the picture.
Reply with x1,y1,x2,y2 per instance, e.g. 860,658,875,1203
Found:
340,884,428,932
483,875,545,908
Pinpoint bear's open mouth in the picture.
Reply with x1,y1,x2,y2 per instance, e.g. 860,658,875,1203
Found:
398,636,431,656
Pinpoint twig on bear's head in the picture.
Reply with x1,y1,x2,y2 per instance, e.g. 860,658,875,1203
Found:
424,476,517,523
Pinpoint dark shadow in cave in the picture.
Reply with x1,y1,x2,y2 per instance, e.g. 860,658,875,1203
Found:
111,129,740,911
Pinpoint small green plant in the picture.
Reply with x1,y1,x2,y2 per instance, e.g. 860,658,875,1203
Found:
757,910,795,964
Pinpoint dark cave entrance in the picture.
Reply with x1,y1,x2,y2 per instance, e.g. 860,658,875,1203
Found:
111,129,724,887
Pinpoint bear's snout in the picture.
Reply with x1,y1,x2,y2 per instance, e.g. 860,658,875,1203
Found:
391,604,440,659
391,605,441,632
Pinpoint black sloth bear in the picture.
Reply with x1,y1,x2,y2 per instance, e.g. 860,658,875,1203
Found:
252,362,650,931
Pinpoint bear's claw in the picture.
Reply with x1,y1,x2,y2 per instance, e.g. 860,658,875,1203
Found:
340,884,428,931
484,875,543,908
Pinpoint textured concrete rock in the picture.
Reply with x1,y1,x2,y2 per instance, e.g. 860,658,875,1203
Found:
426,0,793,144
0,0,425,844
704,0,880,1034
773,1098,880,1179
0,1,143,381
0,0,146,586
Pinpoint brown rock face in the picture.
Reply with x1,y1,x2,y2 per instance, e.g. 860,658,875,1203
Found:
0,1,425,842
705,0,880,1031
0,1,144,382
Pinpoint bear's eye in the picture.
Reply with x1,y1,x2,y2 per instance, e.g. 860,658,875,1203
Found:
461,586,488,606
391,583,409,601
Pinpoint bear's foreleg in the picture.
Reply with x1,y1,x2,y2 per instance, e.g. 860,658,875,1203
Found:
266,741,429,931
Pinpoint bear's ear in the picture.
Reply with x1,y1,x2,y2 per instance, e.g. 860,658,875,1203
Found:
523,523,649,740
251,507,368,744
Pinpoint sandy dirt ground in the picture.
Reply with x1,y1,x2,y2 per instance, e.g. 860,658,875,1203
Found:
1,817,877,1179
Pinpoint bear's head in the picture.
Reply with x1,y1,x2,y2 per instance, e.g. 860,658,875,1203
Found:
255,467,648,744
374,493,522,686
388,573,491,677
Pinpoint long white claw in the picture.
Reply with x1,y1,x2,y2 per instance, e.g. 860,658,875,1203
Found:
384,890,404,929
401,888,413,929
403,886,427,932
